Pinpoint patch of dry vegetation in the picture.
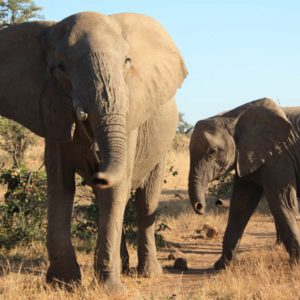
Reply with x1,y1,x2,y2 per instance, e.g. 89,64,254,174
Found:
194,246,299,300
0,209,299,299
1,135,299,299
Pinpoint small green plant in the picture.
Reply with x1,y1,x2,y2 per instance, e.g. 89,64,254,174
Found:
123,191,137,242
71,202,98,252
0,165,47,249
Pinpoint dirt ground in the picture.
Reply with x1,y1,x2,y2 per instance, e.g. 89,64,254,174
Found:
130,192,279,299
1,138,300,299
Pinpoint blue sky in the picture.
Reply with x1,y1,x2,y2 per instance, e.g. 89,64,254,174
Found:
37,0,300,124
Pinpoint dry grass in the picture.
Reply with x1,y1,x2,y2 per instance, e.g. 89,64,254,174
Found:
0,208,299,300
1,138,300,299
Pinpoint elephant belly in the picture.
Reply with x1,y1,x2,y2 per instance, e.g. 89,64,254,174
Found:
131,99,178,189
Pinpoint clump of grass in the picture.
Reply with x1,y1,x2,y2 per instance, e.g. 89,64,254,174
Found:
194,245,300,300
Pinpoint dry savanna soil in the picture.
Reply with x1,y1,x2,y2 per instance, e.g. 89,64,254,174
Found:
1,135,300,299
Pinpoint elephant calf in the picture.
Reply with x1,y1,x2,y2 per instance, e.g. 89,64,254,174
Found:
188,98,300,269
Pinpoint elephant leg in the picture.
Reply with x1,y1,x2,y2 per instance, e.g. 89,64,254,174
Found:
94,183,128,293
44,141,81,284
214,177,263,270
264,183,300,263
135,159,165,277
275,196,299,244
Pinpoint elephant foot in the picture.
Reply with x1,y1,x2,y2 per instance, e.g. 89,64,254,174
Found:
46,259,81,287
138,258,162,278
102,278,127,296
214,256,230,270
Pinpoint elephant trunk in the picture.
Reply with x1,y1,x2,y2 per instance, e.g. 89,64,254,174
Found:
188,173,206,215
90,114,127,189
215,198,230,209
188,156,217,215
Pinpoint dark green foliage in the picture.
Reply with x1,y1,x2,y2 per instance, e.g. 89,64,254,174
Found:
0,166,170,251
123,192,137,242
207,172,234,200
0,0,43,25
0,166,47,249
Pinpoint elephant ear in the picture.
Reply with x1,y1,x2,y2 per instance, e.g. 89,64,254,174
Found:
112,13,188,128
0,22,74,142
235,98,291,177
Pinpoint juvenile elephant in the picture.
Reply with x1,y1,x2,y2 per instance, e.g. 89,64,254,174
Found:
188,98,300,269
0,12,187,292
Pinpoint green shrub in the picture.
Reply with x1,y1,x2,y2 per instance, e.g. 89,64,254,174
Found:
207,172,234,200
0,165,171,251
0,166,47,249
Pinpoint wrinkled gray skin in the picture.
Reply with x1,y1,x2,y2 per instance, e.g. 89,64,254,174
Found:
0,12,187,293
189,98,300,269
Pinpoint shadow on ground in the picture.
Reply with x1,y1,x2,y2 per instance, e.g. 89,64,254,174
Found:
0,254,46,276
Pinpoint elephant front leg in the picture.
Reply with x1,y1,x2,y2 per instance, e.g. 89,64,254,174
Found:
94,184,128,294
265,183,300,262
215,177,263,270
274,196,299,245
135,160,165,277
45,142,81,284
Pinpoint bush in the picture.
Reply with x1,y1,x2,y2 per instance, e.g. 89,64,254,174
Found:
0,166,47,249
0,117,36,166
207,172,234,200
0,165,171,251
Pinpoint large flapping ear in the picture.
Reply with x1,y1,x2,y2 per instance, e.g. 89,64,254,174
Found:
0,22,74,142
235,98,291,177
112,13,188,128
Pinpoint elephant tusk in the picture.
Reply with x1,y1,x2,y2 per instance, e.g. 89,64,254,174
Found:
76,106,88,121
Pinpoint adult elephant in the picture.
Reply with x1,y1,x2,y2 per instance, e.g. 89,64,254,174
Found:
0,12,187,292
188,98,300,269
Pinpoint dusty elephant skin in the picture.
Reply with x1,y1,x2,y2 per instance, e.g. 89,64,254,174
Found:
188,98,300,269
0,12,187,293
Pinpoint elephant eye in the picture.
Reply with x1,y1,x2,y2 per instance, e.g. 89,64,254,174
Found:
208,147,218,156
125,57,131,65
57,63,66,72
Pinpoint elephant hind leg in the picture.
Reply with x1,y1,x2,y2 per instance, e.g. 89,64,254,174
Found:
265,183,300,262
135,158,165,277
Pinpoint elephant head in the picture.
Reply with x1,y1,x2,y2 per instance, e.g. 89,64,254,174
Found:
189,98,291,214
0,12,187,189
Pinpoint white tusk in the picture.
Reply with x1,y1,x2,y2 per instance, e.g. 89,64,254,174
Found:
76,107,88,121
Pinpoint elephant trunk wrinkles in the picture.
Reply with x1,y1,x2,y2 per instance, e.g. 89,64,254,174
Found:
90,114,127,189
188,176,206,215
79,52,128,190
